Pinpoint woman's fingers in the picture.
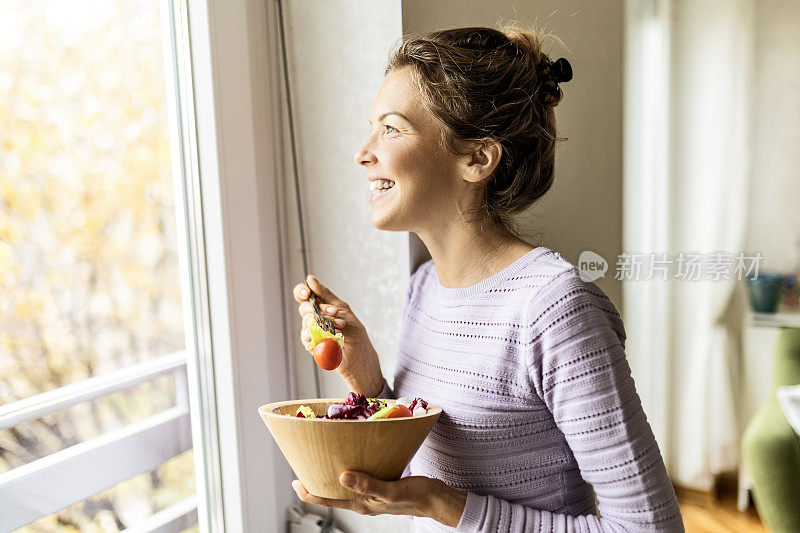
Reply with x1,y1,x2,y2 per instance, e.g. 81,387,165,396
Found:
300,312,346,346
292,480,366,514
306,275,347,307
292,283,310,303
301,314,346,335
303,311,343,328
295,276,352,318
295,277,351,344
298,301,336,319
297,301,314,318
298,299,347,324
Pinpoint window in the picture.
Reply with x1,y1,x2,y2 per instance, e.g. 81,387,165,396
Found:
0,0,198,529
1,0,294,529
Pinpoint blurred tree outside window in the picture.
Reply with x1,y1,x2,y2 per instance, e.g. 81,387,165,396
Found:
0,0,197,530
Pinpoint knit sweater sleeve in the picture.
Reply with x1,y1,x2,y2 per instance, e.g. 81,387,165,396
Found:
455,270,684,532
376,379,396,400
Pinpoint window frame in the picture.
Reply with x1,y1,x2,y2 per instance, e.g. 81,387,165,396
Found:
182,0,295,530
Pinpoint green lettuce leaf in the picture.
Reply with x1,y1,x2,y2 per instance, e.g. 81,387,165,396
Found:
296,405,316,418
304,316,344,351
366,404,396,420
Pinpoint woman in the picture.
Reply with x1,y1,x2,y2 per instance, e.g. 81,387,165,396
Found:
292,26,683,532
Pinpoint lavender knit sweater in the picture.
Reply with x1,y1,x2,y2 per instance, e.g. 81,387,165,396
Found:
378,247,683,532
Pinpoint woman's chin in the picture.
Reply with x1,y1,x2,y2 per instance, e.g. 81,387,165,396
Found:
370,213,393,231
370,210,404,232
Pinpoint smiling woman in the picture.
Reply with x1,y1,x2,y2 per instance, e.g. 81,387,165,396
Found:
356,70,468,232
292,24,684,533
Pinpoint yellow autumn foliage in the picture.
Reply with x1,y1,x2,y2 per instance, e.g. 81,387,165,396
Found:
1,0,195,529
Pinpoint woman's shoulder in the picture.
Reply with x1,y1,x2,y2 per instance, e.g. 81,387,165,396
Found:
509,247,609,300
521,248,626,347
481,246,593,304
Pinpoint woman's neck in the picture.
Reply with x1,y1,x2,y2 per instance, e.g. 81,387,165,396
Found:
416,221,535,288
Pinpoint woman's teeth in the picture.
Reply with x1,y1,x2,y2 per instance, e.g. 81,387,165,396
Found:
369,179,395,192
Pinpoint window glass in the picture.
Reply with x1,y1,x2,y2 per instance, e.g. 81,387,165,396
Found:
0,0,196,529
0,0,184,400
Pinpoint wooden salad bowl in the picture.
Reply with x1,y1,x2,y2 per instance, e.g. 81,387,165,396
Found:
258,398,441,499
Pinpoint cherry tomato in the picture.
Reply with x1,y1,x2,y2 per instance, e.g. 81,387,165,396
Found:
312,338,342,371
385,404,413,419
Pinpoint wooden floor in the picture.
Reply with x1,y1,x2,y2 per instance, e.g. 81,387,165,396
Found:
678,493,766,533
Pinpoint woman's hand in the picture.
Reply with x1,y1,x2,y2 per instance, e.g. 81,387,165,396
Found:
291,472,467,528
293,275,385,396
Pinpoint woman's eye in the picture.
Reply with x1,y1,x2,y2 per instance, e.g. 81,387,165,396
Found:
382,124,398,134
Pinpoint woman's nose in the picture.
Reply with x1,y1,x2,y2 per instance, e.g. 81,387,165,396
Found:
354,139,377,166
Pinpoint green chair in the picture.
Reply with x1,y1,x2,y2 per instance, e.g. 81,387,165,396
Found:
742,327,800,532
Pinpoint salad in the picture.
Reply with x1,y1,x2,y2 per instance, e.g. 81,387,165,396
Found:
302,283,344,371
290,392,429,420
305,316,344,371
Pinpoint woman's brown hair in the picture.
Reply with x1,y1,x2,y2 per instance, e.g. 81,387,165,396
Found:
385,25,569,235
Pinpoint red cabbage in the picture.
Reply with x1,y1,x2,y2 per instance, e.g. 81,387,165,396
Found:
346,392,366,406
324,392,387,419
326,402,372,419
409,398,428,413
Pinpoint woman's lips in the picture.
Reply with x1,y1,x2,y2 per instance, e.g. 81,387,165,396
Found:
369,184,394,205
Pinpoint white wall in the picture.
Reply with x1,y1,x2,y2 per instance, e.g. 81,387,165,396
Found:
746,0,800,272
279,1,414,531
402,0,625,309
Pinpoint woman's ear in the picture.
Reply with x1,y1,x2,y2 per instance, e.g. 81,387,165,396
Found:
462,139,502,184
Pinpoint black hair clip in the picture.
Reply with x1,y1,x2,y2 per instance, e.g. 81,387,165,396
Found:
550,58,573,82
537,57,573,99
538,57,573,83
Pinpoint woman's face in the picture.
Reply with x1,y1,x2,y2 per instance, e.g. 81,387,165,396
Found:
354,67,468,233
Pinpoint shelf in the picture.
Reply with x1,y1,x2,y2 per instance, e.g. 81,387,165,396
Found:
749,311,800,328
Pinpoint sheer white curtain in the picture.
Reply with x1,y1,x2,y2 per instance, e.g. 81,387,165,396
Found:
624,0,755,490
